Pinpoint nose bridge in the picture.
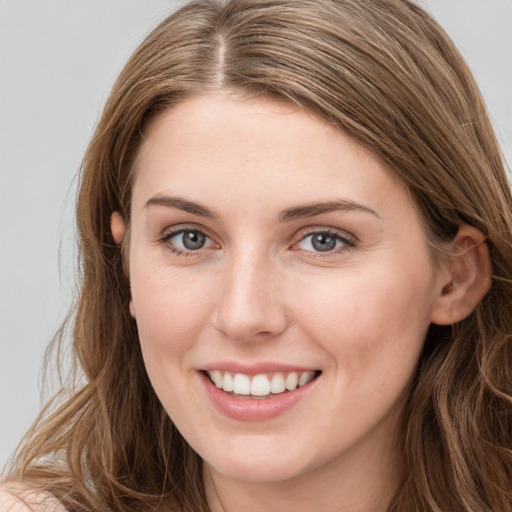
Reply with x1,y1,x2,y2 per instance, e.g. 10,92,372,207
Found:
213,242,287,342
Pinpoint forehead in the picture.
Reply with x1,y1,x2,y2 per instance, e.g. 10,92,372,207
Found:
131,92,413,223
136,93,349,172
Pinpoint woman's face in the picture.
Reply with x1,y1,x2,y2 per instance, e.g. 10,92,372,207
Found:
126,93,448,484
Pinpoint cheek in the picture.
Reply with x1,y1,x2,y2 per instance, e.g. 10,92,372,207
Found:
130,267,218,428
131,265,216,366
290,261,435,373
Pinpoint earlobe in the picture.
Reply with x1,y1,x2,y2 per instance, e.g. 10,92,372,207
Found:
111,211,126,245
129,297,136,318
430,224,492,325
111,212,134,317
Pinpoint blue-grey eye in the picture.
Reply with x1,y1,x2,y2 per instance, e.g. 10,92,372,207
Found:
180,230,206,250
167,229,210,251
297,231,349,253
311,233,337,252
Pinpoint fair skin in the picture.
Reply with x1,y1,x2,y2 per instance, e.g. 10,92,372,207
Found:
111,93,490,512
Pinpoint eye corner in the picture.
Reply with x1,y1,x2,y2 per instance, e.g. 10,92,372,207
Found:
158,225,220,257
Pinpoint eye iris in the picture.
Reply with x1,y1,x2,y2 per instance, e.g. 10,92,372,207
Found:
312,233,337,252
182,231,205,250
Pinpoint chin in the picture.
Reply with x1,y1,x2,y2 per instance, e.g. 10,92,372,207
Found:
202,443,317,484
210,461,305,484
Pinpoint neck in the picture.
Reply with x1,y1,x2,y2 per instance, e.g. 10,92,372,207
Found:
203,423,403,512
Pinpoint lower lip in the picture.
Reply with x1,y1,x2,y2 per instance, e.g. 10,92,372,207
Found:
200,372,318,422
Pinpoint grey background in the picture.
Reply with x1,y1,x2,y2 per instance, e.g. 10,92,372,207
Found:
1,0,511,469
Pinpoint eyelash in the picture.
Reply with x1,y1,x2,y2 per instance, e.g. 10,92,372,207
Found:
158,226,356,258
158,227,217,257
293,229,356,258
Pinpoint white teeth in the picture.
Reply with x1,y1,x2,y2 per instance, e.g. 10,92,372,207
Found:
213,370,223,388
251,374,271,396
299,370,315,387
207,370,317,397
232,373,251,395
285,372,299,391
270,373,285,394
222,372,234,392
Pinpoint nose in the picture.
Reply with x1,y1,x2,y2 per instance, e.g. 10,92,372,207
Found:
212,250,288,343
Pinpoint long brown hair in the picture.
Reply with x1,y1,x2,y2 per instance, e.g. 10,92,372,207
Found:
7,1,512,511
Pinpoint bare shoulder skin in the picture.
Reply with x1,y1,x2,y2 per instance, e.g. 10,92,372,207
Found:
0,483,67,512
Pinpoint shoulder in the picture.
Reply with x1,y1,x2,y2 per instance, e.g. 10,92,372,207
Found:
0,483,67,512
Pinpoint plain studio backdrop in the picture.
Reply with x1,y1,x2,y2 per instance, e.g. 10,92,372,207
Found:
0,0,511,469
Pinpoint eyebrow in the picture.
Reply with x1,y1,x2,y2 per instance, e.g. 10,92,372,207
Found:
278,200,380,222
144,195,379,222
144,195,219,219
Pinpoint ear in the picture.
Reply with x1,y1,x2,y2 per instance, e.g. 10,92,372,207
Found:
430,224,492,325
110,212,136,318
111,211,126,245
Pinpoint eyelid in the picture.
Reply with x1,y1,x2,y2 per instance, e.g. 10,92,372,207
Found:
293,225,357,243
159,223,216,241
158,224,220,255
290,226,357,255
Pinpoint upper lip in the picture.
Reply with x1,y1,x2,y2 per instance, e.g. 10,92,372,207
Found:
200,361,319,376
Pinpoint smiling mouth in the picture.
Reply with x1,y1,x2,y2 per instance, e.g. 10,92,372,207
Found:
205,370,321,399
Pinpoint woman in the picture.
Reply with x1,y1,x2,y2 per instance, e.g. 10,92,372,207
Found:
1,0,511,511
